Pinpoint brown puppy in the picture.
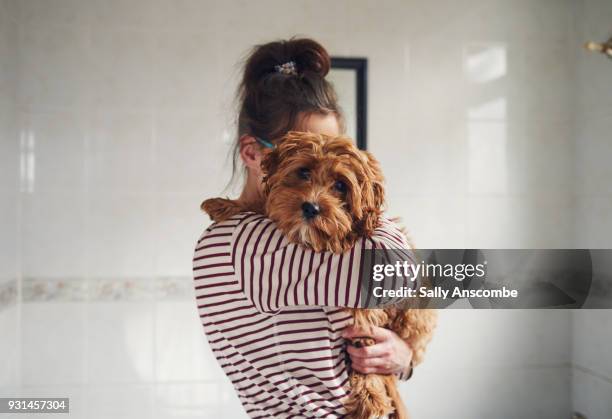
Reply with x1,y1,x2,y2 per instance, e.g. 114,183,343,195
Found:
202,131,436,419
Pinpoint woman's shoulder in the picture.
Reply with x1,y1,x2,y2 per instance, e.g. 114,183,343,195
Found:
195,213,410,254
195,212,268,245
369,217,412,249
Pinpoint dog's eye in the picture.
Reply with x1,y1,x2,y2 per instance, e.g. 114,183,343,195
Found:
297,167,310,180
334,180,347,193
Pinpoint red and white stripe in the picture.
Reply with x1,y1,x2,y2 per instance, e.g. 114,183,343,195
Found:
193,213,410,418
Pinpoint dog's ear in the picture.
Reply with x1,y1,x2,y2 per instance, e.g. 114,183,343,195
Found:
260,147,278,177
260,132,308,177
363,151,385,209
261,132,318,184
358,151,385,235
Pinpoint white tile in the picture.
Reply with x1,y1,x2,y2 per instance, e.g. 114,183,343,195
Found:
571,367,612,419
507,121,573,196
154,382,247,419
86,193,156,277
575,116,612,196
467,120,508,195
86,302,155,383
152,30,219,109
572,310,612,382
386,193,467,249
21,191,87,277
0,2,17,105
0,191,19,280
516,41,574,122
155,301,222,382
147,0,215,30
422,310,571,372
0,305,19,388
16,0,89,26
21,302,86,386
380,116,467,197
89,28,154,109
89,0,158,29
86,384,154,419
17,20,90,109
154,193,211,276
20,111,87,193
404,365,570,419
88,110,155,194
153,111,228,195
465,194,573,248
0,100,19,194
464,43,507,84
572,197,612,248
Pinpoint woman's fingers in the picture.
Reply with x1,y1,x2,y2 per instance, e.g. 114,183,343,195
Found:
350,357,393,374
346,342,390,359
344,325,393,359
343,324,413,375
351,366,381,374
342,325,391,341
352,356,388,368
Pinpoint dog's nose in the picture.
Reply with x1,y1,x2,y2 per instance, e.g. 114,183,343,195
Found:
301,202,320,219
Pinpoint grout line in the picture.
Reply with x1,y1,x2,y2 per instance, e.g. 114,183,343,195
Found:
16,136,24,391
17,379,228,389
572,364,612,386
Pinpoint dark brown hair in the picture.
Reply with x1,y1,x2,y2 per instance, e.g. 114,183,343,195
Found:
231,38,343,181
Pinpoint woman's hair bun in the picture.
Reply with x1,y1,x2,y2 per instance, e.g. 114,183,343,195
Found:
233,37,341,185
285,38,331,77
242,37,331,90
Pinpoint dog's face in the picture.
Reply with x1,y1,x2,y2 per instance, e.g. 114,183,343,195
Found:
261,131,385,253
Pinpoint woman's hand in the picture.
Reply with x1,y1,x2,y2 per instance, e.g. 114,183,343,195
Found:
342,325,412,375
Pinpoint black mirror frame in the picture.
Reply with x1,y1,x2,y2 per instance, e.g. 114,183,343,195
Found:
330,57,368,150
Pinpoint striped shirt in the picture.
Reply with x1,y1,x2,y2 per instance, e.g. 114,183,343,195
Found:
193,213,412,418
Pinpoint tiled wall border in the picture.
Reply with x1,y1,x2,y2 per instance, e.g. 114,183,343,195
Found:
0,278,17,312
2,274,611,308
0,277,194,308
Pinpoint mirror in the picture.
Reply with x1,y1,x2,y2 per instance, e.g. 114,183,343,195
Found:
328,57,368,149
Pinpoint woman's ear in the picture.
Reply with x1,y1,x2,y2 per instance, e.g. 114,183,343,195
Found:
239,135,264,174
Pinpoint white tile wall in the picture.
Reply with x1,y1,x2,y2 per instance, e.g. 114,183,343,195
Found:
154,301,217,382
0,0,19,282
21,190,88,277
571,1,612,414
2,0,612,418
21,302,87,386
0,1,20,399
86,384,154,419
154,382,247,419
572,368,612,419
573,0,612,251
402,310,573,418
0,305,19,388
405,364,571,419
572,311,612,419
86,302,155,383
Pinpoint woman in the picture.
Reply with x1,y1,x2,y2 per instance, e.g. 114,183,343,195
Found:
194,38,416,418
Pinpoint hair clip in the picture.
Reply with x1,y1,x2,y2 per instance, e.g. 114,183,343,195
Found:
274,61,298,76
254,136,275,149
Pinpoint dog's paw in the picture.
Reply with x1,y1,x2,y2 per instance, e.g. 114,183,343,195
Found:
201,198,243,223
349,337,377,348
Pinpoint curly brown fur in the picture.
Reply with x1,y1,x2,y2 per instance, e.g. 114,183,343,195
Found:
200,131,436,419
201,197,264,223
